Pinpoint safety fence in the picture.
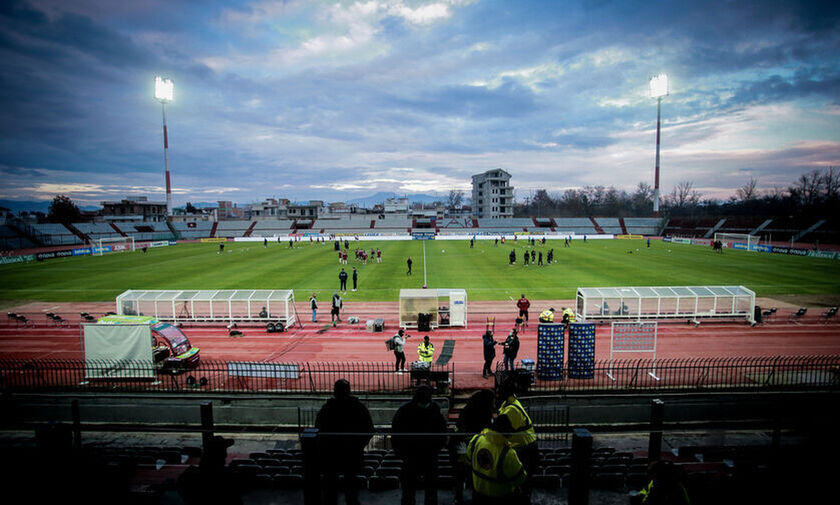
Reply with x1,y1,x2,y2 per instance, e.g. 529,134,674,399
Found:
2,355,838,395
497,354,840,393
0,360,454,394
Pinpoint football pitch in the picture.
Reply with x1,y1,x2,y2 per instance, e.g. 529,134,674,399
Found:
1,239,838,303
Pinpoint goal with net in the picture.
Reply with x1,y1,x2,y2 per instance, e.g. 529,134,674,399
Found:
714,233,759,250
96,236,135,255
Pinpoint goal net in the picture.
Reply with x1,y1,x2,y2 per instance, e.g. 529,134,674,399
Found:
607,321,659,381
97,236,135,255
714,233,759,249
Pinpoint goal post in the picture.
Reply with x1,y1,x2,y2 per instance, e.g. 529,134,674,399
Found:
97,236,135,255
607,321,659,381
714,233,759,250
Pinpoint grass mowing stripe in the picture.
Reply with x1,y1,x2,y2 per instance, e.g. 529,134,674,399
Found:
0,240,837,302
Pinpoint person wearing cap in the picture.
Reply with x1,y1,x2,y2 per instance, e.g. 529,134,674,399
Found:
177,435,242,505
538,308,555,323
466,414,527,505
391,385,447,505
497,378,539,501
315,379,374,505
417,335,435,363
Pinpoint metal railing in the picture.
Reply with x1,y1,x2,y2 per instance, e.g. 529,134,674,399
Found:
497,355,840,393
0,359,454,394
1,355,837,395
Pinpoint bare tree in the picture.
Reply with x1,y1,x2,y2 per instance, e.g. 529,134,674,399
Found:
789,170,823,207
668,181,702,208
631,182,653,213
822,166,839,202
446,190,464,209
736,177,759,201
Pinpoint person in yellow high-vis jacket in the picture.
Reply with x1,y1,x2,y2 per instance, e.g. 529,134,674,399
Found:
466,414,526,505
497,379,539,502
538,308,555,323
561,307,575,324
417,335,435,363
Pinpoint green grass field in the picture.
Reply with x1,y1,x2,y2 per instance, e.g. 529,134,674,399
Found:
1,239,838,303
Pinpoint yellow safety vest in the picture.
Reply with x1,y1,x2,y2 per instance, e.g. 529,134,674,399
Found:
539,310,554,322
417,342,435,362
639,479,691,504
563,308,576,323
498,396,537,448
466,429,526,498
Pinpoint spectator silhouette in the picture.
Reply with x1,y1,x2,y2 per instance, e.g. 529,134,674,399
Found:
315,379,374,505
449,389,496,505
637,460,690,505
391,385,447,505
177,435,242,505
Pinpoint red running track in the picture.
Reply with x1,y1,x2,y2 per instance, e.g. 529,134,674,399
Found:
3,301,839,389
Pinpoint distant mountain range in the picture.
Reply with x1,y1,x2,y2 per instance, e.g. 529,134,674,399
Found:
0,193,470,214
345,192,469,206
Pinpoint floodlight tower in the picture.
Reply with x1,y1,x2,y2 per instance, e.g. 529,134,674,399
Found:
649,73,668,217
154,76,174,216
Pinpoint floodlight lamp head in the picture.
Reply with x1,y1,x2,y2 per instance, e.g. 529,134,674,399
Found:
649,73,669,98
155,76,174,102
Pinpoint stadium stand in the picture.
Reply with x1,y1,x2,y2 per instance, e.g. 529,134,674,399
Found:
661,217,720,238
552,218,600,235
475,218,533,234
74,222,124,242
592,217,623,234
121,222,175,241
248,220,292,238
30,223,83,245
623,218,662,235
214,220,255,238
0,224,35,250
171,221,214,240
314,215,387,235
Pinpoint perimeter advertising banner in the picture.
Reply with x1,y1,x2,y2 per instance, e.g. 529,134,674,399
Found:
200,237,227,243
0,254,35,264
808,250,839,260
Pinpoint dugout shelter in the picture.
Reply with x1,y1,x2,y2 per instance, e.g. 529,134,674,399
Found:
399,288,468,329
575,286,756,324
116,289,297,326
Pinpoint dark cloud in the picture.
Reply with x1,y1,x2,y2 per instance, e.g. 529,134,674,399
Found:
727,71,840,108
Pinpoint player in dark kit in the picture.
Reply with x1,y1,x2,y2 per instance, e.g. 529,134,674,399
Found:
339,269,348,292
406,257,413,275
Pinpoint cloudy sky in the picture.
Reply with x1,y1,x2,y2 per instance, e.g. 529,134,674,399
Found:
1,0,839,207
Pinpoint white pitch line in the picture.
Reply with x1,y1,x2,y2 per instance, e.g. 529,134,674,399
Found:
423,241,427,286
